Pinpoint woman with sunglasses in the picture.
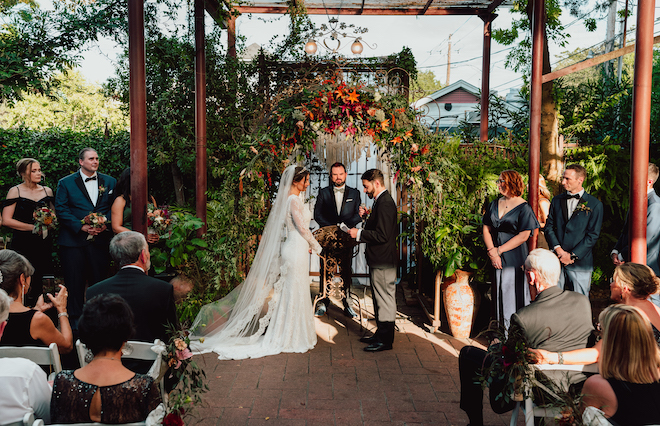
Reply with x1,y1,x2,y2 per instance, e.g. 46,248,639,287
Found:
483,170,539,327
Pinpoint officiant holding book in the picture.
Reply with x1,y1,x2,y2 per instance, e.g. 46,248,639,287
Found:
313,162,362,318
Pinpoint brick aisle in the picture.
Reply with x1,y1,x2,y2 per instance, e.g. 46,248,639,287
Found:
188,284,524,425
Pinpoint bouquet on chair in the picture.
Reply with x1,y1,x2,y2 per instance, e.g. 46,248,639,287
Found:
80,212,108,240
33,206,58,239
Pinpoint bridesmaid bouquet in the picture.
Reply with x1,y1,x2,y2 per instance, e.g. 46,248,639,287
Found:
81,212,108,240
147,204,173,237
32,206,58,239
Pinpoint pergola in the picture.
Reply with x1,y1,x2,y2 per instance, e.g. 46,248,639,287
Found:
126,0,655,324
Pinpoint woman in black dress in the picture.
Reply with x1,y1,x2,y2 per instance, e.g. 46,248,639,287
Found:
2,158,55,306
482,170,539,326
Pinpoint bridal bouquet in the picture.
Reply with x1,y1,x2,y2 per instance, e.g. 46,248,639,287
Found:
81,212,108,240
33,206,58,239
147,205,174,238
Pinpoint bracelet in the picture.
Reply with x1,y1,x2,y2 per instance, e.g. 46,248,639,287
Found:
557,352,564,365
496,247,500,256
57,312,69,319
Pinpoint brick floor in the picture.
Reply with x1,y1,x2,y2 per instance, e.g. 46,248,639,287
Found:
189,284,525,425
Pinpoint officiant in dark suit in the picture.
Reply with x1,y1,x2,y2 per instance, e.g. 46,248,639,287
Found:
313,162,362,318
55,148,116,327
545,164,603,296
349,169,398,352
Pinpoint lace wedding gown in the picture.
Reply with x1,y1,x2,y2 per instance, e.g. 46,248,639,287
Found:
191,190,321,360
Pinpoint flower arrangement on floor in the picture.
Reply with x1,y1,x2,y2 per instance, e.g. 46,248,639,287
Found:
147,204,174,238
33,206,58,239
160,328,208,426
80,212,108,240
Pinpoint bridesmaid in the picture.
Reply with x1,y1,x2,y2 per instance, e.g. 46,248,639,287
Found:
2,158,56,306
483,170,540,326
110,167,158,243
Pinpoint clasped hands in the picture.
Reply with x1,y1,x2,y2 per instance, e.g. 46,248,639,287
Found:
487,247,502,269
81,223,106,236
554,247,575,265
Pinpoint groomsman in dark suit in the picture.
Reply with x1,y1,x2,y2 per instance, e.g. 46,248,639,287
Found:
545,164,603,296
313,162,362,318
55,148,116,326
611,163,660,306
349,169,398,352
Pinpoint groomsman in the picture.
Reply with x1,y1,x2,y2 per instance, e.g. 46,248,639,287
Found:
349,169,398,352
611,163,660,306
545,164,603,296
314,162,362,317
55,148,116,326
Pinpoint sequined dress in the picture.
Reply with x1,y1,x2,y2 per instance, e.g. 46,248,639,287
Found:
50,370,161,423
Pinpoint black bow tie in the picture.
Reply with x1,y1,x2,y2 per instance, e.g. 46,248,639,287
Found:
567,193,580,199
85,176,97,182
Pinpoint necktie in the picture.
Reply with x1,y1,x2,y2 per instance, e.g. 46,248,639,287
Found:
85,176,97,182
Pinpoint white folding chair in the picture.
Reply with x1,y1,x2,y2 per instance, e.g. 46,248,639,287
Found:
509,363,599,426
0,412,35,426
0,343,62,380
37,423,145,426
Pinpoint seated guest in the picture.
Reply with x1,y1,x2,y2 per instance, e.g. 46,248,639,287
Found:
86,231,178,372
0,289,51,424
533,262,660,365
51,294,161,423
459,248,594,426
0,249,73,354
581,304,660,424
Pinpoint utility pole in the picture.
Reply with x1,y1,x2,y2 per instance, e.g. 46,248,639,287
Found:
605,0,617,76
446,34,452,85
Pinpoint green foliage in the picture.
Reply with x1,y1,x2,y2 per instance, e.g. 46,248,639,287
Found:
0,70,129,131
410,70,444,103
150,209,205,275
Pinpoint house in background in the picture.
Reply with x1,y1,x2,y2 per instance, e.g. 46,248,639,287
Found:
411,79,525,135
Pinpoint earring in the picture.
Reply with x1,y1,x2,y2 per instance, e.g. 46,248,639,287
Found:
21,284,24,305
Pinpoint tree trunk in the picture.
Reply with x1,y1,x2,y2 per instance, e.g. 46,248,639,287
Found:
171,162,185,205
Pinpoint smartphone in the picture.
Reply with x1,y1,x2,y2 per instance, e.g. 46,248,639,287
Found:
42,275,57,300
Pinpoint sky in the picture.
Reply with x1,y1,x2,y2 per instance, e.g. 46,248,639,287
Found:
65,1,660,97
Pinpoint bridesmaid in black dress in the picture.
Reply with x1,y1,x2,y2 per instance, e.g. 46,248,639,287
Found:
482,170,539,327
2,158,56,306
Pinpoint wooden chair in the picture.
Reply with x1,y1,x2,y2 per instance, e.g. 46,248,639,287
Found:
509,363,599,426
0,343,62,380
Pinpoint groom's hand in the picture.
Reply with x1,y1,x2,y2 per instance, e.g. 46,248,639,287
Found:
348,228,358,239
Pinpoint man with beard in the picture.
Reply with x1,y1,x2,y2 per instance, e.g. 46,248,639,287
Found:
314,162,362,317
349,169,398,351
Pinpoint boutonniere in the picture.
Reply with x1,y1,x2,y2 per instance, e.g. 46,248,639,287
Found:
99,185,106,195
574,202,591,214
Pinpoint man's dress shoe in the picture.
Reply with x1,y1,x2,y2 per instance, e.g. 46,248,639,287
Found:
343,300,357,318
314,304,327,317
364,342,393,352
359,335,378,344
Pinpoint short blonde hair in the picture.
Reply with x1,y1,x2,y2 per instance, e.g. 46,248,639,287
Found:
598,304,660,383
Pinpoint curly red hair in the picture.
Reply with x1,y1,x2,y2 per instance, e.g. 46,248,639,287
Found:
498,170,524,197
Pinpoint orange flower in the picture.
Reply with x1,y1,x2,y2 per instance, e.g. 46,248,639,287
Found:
345,90,359,104
391,137,402,145
367,108,376,116
403,129,413,140
381,119,390,131
411,166,422,172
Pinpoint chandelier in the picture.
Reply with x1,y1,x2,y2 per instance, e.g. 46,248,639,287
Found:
304,17,376,55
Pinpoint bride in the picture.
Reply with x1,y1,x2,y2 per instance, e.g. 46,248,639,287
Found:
191,165,322,359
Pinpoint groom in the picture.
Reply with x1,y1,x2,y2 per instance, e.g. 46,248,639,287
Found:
349,169,398,352
314,162,362,318
55,148,116,327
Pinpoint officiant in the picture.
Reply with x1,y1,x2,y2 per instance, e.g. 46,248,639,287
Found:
313,162,362,318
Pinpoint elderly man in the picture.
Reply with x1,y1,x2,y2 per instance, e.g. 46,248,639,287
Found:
0,289,52,424
86,231,178,372
458,248,594,426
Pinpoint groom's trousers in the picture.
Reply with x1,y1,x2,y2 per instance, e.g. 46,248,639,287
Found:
370,266,397,347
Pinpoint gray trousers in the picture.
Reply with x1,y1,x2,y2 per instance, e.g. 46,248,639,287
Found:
370,266,397,322
558,267,593,296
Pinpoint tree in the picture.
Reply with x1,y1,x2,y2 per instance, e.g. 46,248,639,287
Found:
410,70,444,102
0,70,128,130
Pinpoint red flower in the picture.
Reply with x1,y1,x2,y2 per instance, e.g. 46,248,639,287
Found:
162,412,184,426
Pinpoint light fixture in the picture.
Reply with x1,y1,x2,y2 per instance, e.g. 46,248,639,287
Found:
304,18,375,55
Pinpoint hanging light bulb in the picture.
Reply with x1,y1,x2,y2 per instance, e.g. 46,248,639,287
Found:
351,39,364,55
305,39,318,54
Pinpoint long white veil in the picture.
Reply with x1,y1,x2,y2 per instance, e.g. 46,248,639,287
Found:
190,165,297,352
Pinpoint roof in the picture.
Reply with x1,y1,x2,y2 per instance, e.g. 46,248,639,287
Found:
232,0,509,16
411,79,481,108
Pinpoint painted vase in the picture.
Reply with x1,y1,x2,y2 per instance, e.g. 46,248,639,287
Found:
442,269,476,338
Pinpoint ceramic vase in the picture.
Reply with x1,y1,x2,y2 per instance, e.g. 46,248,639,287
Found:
442,269,476,338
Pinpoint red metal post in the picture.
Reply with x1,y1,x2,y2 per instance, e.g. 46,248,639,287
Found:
479,13,495,143
527,0,544,250
629,0,655,263
227,15,237,58
195,0,208,235
128,0,148,236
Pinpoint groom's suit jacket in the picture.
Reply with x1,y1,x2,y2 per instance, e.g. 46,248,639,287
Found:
544,191,603,269
613,189,660,275
361,190,398,269
314,185,362,228
55,171,116,247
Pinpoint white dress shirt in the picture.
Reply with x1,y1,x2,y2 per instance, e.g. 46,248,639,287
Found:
334,185,345,216
0,357,51,423
566,189,585,220
80,170,99,207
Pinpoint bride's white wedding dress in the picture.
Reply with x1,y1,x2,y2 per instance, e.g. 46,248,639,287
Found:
191,166,321,360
